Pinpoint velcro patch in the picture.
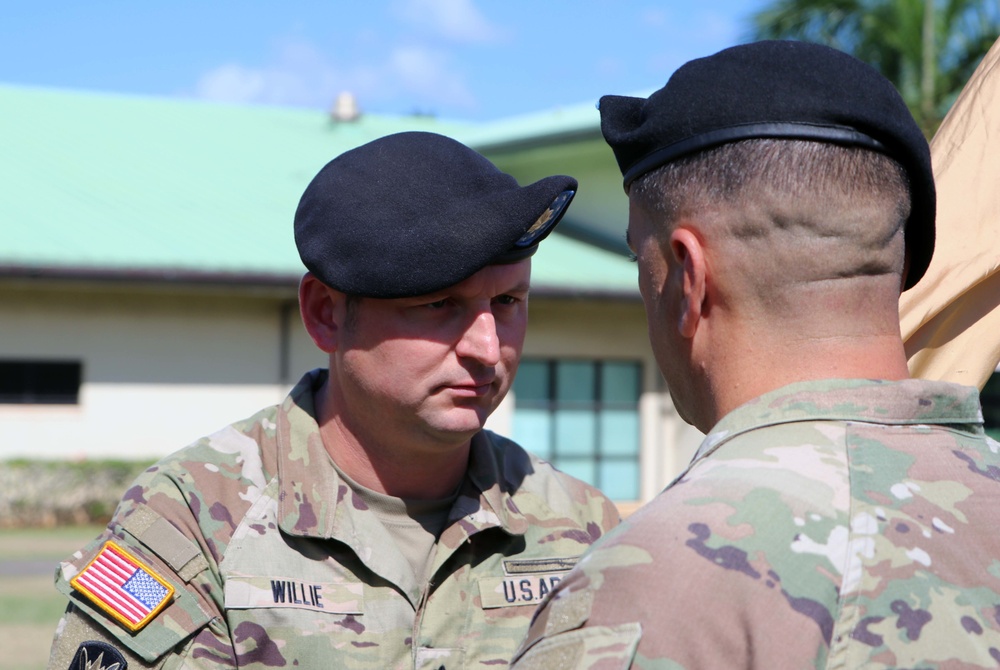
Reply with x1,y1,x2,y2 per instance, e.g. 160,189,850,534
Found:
70,541,174,632
503,556,579,575
68,640,128,669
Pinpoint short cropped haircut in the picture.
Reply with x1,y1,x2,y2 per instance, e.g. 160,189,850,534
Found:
344,294,363,331
630,139,911,235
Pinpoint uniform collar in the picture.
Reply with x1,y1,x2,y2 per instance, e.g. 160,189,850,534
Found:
694,377,983,464
449,431,529,537
275,369,343,539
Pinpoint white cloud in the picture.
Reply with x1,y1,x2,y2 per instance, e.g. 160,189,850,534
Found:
195,64,267,103
639,8,669,27
390,0,504,43
193,39,339,108
191,37,478,115
388,45,477,109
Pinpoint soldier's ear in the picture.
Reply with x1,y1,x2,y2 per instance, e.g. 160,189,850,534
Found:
669,227,706,339
299,273,348,353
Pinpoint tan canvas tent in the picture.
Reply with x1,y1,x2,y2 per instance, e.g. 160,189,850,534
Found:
901,36,1000,389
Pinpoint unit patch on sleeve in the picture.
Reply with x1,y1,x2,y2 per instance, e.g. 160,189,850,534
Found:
70,541,175,632
68,641,128,670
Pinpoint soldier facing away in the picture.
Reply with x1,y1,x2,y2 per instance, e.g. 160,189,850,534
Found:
511,41,1000,669
48,131,619,669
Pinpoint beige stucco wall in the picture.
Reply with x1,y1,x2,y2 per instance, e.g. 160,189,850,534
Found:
0,282,323,459
1,282,701,502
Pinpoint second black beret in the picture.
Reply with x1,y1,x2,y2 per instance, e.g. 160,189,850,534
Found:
599,40,935,290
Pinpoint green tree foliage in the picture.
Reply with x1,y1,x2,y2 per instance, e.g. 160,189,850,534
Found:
750,0,1000,136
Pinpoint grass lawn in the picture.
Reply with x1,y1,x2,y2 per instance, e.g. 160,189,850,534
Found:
0,525,103,670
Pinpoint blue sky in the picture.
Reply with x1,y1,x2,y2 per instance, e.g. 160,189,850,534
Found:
1,1,765,121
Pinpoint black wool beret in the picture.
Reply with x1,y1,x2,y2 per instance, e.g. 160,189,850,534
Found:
294,131,576,298
599,40,935,290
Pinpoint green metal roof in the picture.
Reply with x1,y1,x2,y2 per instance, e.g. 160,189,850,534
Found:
0,84,638,296
529,232,637,294
459,100,603,150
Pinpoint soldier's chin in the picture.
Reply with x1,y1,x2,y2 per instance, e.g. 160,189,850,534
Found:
425,407,491,440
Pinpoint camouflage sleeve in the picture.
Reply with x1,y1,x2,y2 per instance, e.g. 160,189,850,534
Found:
510,534,645,670
48,453,244,668
512,489,838,669
48,604,157,669
511,578,642,669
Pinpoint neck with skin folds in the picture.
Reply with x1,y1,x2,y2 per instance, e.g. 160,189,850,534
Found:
695,274,911,431
312,378,473,500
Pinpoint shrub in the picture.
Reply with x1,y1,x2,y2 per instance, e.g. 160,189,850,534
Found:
0,459,154,528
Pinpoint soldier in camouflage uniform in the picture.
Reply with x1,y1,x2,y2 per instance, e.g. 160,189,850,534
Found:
48,131,620,670
512,42,1000,669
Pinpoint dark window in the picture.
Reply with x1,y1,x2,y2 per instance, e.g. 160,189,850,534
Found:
981,372,1000,441
513,359,641,500
0,360,82,404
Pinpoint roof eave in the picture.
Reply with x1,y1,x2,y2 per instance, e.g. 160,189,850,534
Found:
0,264,301,290
0,264,639,302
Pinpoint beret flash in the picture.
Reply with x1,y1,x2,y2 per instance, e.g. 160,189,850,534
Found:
294,131,576,298
599,40,935,290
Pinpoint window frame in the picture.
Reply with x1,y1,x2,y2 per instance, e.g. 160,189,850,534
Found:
513,357,642,499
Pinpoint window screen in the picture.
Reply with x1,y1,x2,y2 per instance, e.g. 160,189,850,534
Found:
0,360,82,404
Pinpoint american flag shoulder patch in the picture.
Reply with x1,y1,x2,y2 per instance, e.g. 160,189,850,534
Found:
70,541,175,632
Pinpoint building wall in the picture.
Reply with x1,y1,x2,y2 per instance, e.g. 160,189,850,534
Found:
0,282,322,459
0,283,701,502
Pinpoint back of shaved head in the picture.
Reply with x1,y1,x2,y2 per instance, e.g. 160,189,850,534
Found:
630,139,911,320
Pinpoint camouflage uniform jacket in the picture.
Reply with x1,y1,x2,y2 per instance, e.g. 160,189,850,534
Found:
512,378,1000,669
49,369,620,670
